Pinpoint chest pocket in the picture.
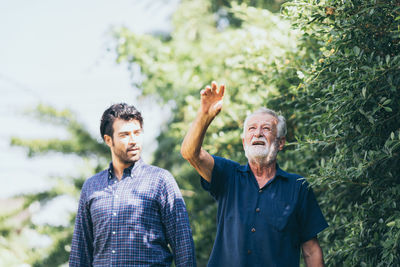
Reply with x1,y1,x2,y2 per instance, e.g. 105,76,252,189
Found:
264,200,295,232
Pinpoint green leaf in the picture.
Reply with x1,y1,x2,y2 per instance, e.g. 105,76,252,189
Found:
384,106,393,112
362,87,366,98
353,46,360,56
386,221,395,227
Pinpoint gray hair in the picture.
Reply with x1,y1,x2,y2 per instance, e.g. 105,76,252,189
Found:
243,108,287,138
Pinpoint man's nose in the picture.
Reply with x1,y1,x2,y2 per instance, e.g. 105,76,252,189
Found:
255,127,263,137
128,134,136,144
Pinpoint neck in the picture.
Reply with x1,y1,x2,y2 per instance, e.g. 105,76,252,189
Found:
112,158,134,180
248,158,277,188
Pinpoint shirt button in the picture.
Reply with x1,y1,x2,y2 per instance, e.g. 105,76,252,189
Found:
112,250,116,254
112,231,116,235
258,189,262,193
247,250,252,254
251,228,256,233
115,195,119,198
113,212,117,216
256,208,260,212
114,181,117,184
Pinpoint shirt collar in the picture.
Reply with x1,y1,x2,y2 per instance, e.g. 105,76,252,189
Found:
108,158,145,180
238,162,288,180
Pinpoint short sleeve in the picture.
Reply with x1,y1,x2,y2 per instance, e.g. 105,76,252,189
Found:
200,155,239,200
297,181,328,243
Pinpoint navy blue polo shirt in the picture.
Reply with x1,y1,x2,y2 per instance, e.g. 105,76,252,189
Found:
201,156,328,267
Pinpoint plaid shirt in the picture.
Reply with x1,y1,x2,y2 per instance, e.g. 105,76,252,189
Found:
69,159,196,266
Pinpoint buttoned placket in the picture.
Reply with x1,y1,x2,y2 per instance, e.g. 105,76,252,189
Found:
248,174,275,258
248,187,262,256
110,168,133,262
109,177,119,262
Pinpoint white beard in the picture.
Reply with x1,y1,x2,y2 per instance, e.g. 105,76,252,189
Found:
244,137,279,165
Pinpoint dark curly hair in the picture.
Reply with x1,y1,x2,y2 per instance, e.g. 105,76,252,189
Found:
100,103,143,141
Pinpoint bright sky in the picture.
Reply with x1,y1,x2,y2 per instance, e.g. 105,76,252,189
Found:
0,0,179,198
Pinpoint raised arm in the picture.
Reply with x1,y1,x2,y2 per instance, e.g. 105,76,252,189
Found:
181,81,225,182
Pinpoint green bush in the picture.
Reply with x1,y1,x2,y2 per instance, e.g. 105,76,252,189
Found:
283,0,400,265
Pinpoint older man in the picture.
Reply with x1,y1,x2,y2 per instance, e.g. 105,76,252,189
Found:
181,82,328,267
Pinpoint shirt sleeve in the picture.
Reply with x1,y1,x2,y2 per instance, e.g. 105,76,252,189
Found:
160,171,196,267
297,181,328,243
69,186,94,267
200,155,238,200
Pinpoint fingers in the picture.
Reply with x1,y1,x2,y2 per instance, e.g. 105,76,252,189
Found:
201,85,212,96
219,84,225,96
211,81,217,92
201,81,225,96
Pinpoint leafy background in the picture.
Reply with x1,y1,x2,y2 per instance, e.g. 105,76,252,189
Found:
1,0,399,266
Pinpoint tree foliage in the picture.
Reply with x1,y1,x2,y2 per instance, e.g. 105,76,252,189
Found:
283,0,400,265
115,0,400,265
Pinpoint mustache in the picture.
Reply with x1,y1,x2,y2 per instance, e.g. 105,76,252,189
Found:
250,137,268,145
126,146,139,151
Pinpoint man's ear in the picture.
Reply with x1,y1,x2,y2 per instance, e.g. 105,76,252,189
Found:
104,135,113,148
278,136,286,151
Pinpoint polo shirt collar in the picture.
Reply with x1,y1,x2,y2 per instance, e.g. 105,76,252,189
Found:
238,162,289,180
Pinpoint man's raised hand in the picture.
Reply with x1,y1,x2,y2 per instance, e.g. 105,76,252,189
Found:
200,81,225,118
